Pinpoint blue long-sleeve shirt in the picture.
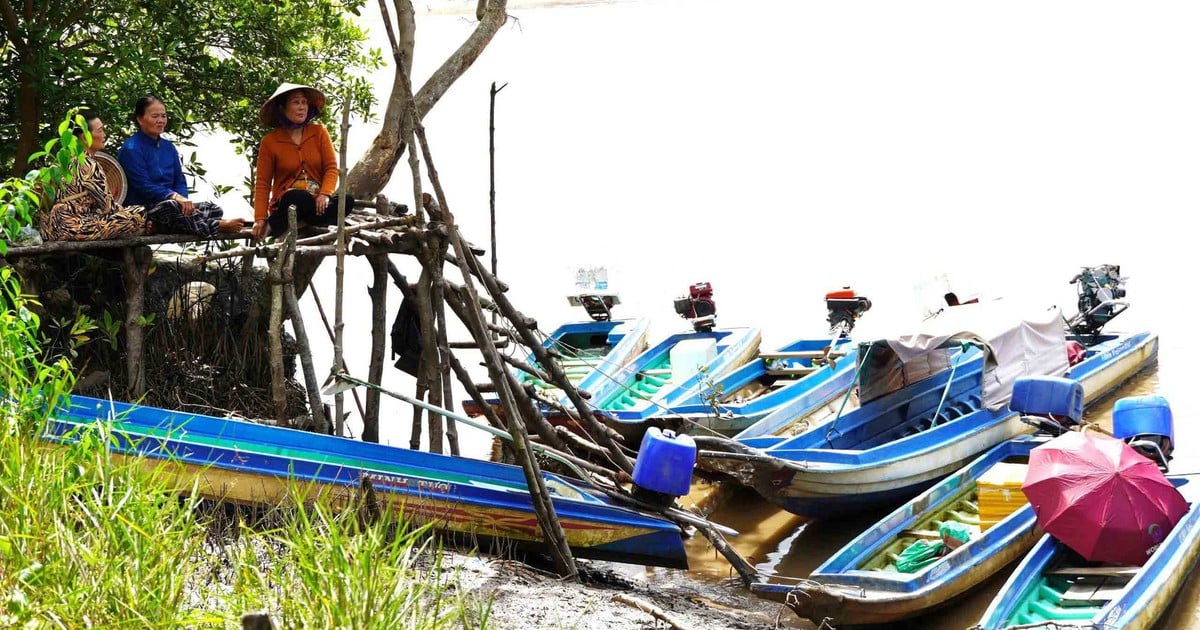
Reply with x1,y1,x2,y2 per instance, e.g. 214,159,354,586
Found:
118,130,187,207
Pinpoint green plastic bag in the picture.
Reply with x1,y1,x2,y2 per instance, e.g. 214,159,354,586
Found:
895,539,945,573
939,521,972,549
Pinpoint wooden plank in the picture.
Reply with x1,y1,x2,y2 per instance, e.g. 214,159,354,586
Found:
766,367,818,376
759,350,846,360
1044,566,1140,578
899,528,941,540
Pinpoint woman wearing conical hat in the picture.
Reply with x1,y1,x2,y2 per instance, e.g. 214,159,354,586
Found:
251,83,354,241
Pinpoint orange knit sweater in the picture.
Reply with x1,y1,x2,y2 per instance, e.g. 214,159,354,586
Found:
253,123,339,221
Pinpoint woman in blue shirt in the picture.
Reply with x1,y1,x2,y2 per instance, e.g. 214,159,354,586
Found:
117,96,243,236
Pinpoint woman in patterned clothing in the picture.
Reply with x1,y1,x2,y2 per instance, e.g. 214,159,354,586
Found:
39,110,148,241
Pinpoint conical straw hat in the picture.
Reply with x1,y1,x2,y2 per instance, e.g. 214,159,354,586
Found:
259,82,327,127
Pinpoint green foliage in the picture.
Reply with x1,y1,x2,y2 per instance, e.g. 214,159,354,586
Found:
0,110,89,250
0,0,381,177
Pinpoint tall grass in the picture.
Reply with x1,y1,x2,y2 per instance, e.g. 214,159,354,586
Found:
0,112,492,629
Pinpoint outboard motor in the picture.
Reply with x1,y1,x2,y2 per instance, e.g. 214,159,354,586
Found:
1010,375,1084,436
632,427,697,508
674,282,717,332
1113,395,1174,470
572,294,617,321
825,287,871,338
1068,264,1128,336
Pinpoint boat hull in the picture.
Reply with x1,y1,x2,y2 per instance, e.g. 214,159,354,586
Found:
44,396,689,569
661,339,859,437
974,472,1200,630
752,437,1047,625
705,332,1158,517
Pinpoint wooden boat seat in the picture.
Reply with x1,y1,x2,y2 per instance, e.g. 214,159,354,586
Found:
1044,566,1139,578
765,366,818,377
899,528,941,540
1058,576,1129,606
759,350,846,360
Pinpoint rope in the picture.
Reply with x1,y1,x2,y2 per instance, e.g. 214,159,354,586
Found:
930,343,971,428
825,342,869,447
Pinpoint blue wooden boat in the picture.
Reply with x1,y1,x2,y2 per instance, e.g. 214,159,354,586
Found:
653,290,872,437
751,434,1048,624
698,303,1158,518
43,395,690,569
551,325,762,442
972,419,1199,630
462,316,650,418
653,337,858,437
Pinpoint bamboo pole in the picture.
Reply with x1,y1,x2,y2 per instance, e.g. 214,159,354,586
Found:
333,94,352,437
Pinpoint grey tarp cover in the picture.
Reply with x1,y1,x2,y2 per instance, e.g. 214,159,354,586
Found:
856,302,1069,410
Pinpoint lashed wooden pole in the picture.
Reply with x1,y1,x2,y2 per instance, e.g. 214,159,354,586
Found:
457,248,634,474
396,53,575,578
283,204,329,432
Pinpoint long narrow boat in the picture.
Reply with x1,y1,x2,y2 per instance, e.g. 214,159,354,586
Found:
654,337,858,437
752,433,1048,624
552,325,762,442
462,316,650,418
653,290,871,438
973,473,1200,629
44,395,690,569
699,304,1158,517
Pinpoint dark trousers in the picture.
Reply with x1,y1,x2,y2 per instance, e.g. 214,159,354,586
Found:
146,200,226,237
267,190,356,237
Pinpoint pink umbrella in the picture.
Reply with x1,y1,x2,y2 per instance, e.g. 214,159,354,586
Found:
1022,430,1189,566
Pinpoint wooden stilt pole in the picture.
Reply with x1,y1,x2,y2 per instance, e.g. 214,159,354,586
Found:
284,204,328,433
333,94,352,437
121,246,149,398
433,268,458,455
413,258,443,453
267,230,288,423
364,255,389,443
409,384,426,450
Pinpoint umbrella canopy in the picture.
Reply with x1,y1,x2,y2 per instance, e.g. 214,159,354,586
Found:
1023,430,1189,565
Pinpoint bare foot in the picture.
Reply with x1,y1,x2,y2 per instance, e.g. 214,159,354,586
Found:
217,219,245,233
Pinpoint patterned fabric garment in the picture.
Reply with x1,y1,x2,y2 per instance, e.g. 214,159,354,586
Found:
39,155,146,241
144,200,227,237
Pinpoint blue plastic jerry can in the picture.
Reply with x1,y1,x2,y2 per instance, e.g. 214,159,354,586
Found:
1010,376,1084,423
1113,395,1174,446
632,427,697,497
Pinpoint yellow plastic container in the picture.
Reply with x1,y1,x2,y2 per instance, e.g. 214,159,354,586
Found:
976,462,1029,530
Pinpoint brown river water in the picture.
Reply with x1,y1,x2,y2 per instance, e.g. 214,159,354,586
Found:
190,1,1200,626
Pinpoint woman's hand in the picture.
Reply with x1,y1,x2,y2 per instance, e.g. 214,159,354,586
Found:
315,193,329,215
252,219,268,241
172,192,195,216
